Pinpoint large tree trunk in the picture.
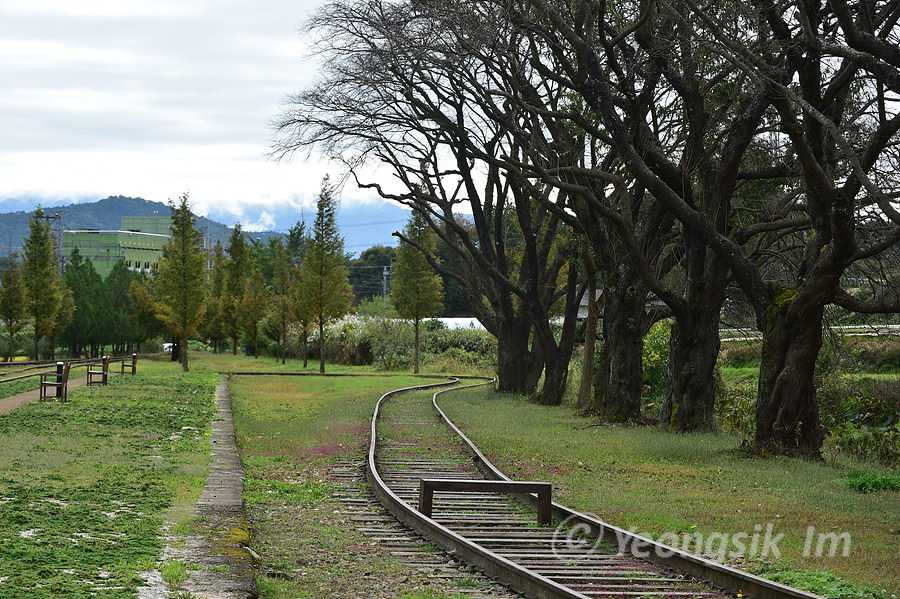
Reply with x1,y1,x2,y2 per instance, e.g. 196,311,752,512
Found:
536,340,572,406
495,315,542,395
661,257,726,431
531,265,580,407
755,296,825,457
661,310,720,430
413,317,420,374
593,265,647,421
180,328,189,371
318,320,325,373
301,330,308,368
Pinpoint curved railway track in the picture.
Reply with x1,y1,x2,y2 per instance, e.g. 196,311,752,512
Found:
366,377,826,599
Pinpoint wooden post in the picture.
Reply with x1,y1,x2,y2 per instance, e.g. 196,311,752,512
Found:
131,353,137,375
55,361,64,400
102,356,110,385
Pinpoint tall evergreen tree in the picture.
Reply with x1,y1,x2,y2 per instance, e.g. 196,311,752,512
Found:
49,285,75,360
224,224,251,354
22,207,64,359
266,238,294,365
0,253,26,361
128,278,166,347
297,176,353,373
155,193,207,371
106,261,139,355
237,268,270,358
391,211,443,373
201,245,228,353
286,220,307,268
62,248,108,357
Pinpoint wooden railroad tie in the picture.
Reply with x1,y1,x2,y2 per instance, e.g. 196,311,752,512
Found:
417,478,552,525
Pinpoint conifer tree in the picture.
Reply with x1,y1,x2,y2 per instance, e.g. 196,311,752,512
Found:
391,210,443,373
22,207,64,359
224,224,251,354
0,254,26,361
265,238,294,364
106,261,139,355
201,245,228,353
155,193,207,371
237,268,270,358
297,176,353,373
62,248,108,357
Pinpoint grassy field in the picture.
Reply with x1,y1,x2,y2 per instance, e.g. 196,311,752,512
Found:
439,387,900,598
228,366,468,598
1,348,895,598
0,357,216,598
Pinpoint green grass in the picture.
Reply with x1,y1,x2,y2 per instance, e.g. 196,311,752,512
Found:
753,561,890,599
0,376,39,400
228,366,456,598
0,358,217,598
846,471,900,493
244,478,334,505
399,592,471,599
162,559,189,588
439,388,900,597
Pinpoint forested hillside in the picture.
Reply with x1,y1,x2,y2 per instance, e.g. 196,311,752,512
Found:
0,196,265,252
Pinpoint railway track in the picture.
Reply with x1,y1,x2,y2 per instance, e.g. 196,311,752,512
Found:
366,378,826,599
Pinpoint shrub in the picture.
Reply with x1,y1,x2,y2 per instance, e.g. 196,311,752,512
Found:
718,339,761,366
715,370,757,436
845,471,900,493
642,320,671,397
818,373,900,466
422,326,496,356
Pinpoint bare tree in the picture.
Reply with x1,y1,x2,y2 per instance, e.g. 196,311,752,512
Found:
274,0,584,404
513,0,900,454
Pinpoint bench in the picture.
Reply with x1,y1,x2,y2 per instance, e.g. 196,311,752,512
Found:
87,356,110,387
39,361,71,402
120,353,138,375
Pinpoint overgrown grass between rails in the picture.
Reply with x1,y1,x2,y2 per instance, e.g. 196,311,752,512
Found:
0,360,217,598
439,388,900,597
228,368,468,598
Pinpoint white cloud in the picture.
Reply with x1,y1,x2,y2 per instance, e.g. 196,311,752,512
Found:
0,0,346,224
243,210,277,232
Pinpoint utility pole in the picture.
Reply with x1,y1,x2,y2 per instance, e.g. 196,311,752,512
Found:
382,264,392,306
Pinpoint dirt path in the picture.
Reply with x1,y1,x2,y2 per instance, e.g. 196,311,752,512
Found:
0,376,88,415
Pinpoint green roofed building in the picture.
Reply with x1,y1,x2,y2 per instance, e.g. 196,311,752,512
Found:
61,216,172,278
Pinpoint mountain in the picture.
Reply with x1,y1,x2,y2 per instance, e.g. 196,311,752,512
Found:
0,196,410,256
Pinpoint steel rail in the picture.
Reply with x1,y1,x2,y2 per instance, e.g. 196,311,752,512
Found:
429,385,826,599
367,377,593,599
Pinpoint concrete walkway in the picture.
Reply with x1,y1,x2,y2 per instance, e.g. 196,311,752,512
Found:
177,380,258,599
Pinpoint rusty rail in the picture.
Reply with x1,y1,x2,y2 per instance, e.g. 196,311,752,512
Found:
362,379,826,599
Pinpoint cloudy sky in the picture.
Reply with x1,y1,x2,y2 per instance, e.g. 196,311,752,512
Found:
0,0,397,232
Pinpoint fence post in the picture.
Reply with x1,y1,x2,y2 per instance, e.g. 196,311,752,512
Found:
131,353,138,375
55,361,64,400
102,356,110,385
